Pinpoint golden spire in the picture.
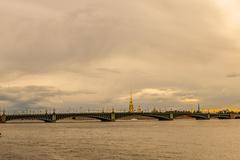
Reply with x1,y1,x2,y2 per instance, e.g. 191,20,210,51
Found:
129,91,134,112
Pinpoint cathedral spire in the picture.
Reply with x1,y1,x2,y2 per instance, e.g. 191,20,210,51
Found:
129,91,134,112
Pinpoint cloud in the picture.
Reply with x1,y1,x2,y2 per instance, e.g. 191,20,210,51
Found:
118,88,200,107
179,98,200,103
226,73,240,78
96,68,121,74
0,0,233,74
0,85,96,111
0,0,240,110
134,88,179,98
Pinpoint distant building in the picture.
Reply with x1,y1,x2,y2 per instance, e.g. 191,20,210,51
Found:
151,107,158,113
197,104,201,113
137,105,142,113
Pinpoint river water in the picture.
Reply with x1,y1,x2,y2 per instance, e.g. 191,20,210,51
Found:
0,119,240,160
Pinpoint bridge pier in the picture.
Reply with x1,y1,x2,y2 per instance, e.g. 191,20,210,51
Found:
110,112,115,122
101,113,115,122
0,115,6,123
169,113,174,120
0,110,6,123
208,113,210,119
48,112,57,123
50,113,56,123
156,113,174,121
43,111,57,123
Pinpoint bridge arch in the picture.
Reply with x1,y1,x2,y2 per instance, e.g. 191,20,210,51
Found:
115,113,173,121
116,114,158,120
174,113,210,120
5,115,53,123
56,113,114,122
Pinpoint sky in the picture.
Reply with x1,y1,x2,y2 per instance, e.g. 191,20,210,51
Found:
0,0,240,112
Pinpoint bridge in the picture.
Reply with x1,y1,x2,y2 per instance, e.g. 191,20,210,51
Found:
1,111,240,123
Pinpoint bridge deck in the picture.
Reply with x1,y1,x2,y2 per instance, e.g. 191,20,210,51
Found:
0,112,238,123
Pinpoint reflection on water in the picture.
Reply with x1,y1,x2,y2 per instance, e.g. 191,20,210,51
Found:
1,119,240,160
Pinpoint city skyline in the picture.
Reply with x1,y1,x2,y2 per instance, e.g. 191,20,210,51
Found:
1,0,240,111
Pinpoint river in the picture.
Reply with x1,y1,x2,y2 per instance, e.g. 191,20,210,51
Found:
0,119,240,160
